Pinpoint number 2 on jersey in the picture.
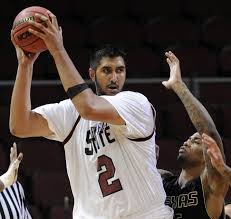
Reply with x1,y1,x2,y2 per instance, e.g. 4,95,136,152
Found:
97,155,123,197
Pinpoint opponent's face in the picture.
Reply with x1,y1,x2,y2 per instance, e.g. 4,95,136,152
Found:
177,132,204,168
89,56,126,96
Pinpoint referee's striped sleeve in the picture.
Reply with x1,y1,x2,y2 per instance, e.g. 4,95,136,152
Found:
0,182,32,219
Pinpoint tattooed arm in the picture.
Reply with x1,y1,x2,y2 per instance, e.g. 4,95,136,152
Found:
163,51,223,158
163,51,228,219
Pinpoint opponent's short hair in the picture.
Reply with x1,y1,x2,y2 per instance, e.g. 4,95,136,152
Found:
90,44,126,70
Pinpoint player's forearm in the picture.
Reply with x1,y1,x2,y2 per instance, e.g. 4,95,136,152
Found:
172,81,217,136
10,64,33,136
173,81,224,154
52,49,85,91
51,49,98,116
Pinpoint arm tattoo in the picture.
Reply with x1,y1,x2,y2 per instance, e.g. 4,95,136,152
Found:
173,82,224,179
173,82,215,135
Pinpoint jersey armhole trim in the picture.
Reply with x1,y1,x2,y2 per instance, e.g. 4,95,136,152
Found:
127,104,156,142
62,115,81,145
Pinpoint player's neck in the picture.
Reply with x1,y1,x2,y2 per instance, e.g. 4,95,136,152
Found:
178,165,204,188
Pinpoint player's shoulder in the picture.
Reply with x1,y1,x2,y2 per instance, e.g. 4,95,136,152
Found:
162,174,179,190
58,99,76,110
59,98,74,106
162,174,178,184
116,91,149,103
158,169,174,180
117,91,147,98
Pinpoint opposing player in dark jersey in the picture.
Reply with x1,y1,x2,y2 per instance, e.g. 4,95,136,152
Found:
161,51,229,219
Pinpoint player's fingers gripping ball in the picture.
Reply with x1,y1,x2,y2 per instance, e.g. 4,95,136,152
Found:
12,6,49,53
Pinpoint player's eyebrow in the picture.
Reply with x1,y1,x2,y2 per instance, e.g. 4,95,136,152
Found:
193,136,202,142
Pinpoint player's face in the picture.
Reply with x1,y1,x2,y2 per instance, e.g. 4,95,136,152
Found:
90,56,126,96
177,132,204,168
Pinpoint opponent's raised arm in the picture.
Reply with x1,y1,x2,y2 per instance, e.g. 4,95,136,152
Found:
163,51,222,151
164,51,227,201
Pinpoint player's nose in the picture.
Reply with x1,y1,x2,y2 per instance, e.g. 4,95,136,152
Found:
183,139,190,147
110,72,118,83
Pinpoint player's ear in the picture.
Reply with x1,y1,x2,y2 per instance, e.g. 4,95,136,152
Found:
89,68,96,81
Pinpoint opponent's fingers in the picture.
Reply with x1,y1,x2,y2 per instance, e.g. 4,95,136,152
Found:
169,51,179,63
165,51,176,63
202,133,216,145
207,149,215,159
202,133,215,141
165,51,171,58
202,139,218,153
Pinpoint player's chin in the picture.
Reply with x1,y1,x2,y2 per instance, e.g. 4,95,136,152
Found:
106,88,120,96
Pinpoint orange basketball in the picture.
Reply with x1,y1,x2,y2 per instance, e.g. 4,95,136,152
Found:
12,6,49,53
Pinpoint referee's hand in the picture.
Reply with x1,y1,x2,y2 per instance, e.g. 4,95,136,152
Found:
0,143,23,190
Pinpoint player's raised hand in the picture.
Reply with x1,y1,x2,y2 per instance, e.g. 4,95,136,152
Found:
11,30,40,64
202,133,226,174
162,51,183,90
0,143,23,189
27,11,64,55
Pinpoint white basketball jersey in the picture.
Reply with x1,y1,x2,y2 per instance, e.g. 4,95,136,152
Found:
33,91,173,219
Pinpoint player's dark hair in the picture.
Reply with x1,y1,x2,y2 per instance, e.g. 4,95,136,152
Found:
90,44,126,70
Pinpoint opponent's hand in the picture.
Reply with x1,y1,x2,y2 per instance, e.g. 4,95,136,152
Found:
162,51,183,89
0,143,23,189
202,133,226,174
27,11,64,55
11,30,40,65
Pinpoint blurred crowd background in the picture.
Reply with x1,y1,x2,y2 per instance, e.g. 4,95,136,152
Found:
1,0,231,218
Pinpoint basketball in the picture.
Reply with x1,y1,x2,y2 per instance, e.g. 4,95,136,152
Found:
12,6,49,53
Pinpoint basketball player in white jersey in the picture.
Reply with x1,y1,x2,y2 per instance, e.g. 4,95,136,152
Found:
10,11,173,219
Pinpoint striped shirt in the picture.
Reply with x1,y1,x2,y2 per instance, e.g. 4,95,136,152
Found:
0,182,31,219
